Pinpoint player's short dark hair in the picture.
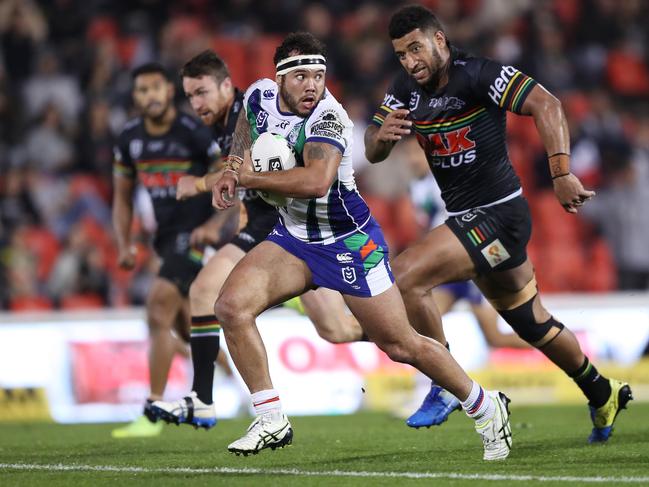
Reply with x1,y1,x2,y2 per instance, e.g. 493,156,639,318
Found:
180,50,230,84
388,5,446,40
273,32,327,66
132,62,171,81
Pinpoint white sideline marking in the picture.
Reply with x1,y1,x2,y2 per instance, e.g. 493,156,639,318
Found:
1,463,649,483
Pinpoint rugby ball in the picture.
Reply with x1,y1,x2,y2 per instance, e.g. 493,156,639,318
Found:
250,132,296,207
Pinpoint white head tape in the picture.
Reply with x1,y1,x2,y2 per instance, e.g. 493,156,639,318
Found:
276,54,327,76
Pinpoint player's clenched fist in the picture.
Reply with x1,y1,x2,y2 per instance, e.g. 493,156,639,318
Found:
376,108,412,142
552,173,596,214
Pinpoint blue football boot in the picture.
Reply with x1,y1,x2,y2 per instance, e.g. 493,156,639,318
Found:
407,383,461,428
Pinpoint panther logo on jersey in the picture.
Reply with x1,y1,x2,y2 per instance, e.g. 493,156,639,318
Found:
428,96,465,110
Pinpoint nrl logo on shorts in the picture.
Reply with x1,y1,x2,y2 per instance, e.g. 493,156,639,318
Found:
341,266,357,284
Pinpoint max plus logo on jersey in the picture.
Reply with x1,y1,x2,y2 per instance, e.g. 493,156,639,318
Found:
423,126,477,168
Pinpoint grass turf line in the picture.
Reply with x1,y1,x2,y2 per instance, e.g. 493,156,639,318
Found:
0,404,647,487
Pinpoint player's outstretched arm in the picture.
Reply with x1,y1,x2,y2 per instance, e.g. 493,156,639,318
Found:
521,85,595,214
177,169,226,200
364,108,411,163
112,174,137,270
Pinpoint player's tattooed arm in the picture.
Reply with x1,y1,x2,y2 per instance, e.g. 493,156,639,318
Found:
242,141,341,199
213,110,252,209
228,110,252,163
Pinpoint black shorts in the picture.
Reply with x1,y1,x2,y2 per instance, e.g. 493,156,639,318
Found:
154,233,203,296
230,208,279,253
446,196,532,275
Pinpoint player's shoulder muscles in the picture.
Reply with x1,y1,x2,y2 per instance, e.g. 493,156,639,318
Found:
243,78,276,111
305,97,349,156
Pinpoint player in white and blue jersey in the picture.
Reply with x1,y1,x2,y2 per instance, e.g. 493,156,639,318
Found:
211,32,512,461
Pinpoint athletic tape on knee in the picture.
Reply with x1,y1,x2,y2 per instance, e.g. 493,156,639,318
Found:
497,294,564,345
487,277,537,311
531,317,564,348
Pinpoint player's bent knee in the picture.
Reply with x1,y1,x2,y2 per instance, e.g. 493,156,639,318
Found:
189,277,216,306
213,295,237,325
377,341,415,365
147,307,173,333
391,259,419,293
493,290,565,348
213,292,253,326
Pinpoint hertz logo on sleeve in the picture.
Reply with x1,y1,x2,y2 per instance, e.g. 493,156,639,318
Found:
0,388,51,422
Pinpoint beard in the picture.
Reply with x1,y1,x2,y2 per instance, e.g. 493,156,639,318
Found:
279,81,322,117
423,48,447,91
146,105,170,123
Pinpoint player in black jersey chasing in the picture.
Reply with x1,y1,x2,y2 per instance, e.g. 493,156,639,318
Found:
365,5,632,443
150,50,365,430
209,32,512,461
111,63,222,438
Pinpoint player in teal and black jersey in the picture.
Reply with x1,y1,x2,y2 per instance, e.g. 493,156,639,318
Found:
365,5,631,442
111,62,220,438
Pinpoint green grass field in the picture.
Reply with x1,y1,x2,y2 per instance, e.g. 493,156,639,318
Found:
1,404,648,487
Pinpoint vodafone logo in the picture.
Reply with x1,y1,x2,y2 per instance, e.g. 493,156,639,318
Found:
277,337,410,374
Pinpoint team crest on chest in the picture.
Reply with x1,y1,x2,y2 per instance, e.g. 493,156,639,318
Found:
409,92,420,111
256,111,268,129
287,121,304,145
129,139,143,159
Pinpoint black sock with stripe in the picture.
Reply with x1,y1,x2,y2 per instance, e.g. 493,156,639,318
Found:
569,356,611,408
190,315,221,405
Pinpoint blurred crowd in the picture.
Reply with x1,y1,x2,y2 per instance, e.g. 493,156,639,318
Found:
1,0,648,311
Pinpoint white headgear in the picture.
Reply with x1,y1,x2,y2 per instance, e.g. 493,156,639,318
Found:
276,54,327,76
